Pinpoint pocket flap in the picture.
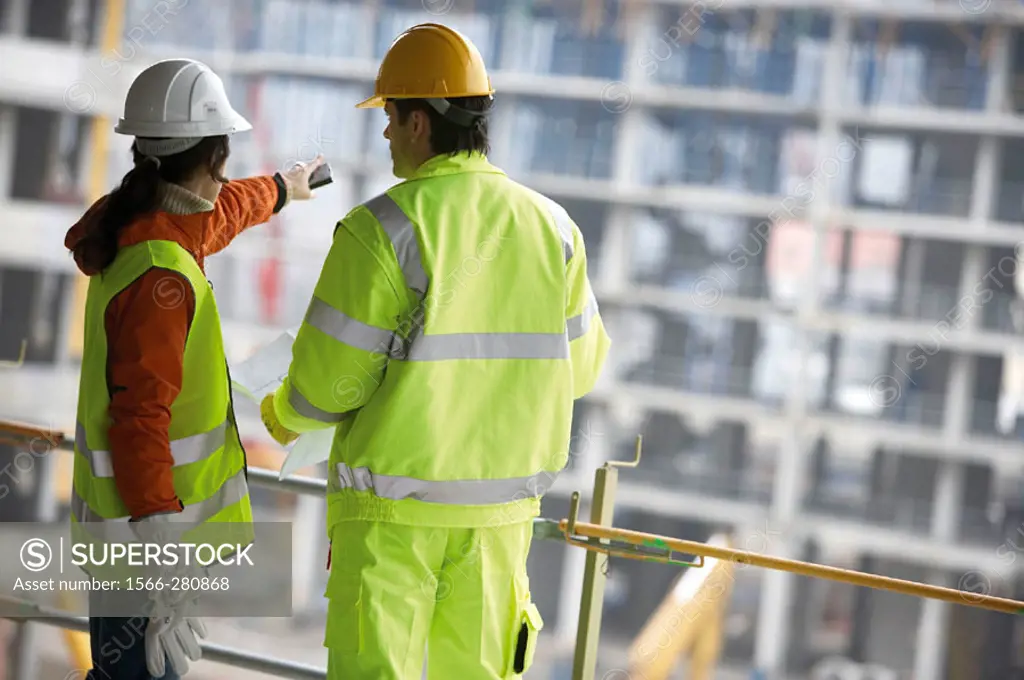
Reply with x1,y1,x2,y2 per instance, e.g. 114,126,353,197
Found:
323,572,362,655
324,569,362,605
523,602,544,632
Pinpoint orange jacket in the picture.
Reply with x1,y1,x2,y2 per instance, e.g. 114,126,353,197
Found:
64,176,284,520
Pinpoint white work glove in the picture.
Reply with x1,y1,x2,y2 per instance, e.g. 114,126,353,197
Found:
130,514,208,676
145,609,208,677
129,514,204,615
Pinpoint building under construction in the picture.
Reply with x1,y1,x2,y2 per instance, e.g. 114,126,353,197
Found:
3,0,1024,678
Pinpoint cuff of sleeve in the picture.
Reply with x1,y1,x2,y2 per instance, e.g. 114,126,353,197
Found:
129,500,184,522
273,378,324,434
272,173,291,213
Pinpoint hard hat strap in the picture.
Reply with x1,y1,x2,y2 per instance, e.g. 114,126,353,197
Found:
424,98,488,128
135,137,205,157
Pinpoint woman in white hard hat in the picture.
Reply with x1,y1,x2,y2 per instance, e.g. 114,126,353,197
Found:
64,58,322,679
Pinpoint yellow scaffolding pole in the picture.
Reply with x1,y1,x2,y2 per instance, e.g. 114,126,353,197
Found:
564,514,1024,614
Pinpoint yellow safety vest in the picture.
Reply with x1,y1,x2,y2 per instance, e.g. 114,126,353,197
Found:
71,240,253,581
273,153,610,532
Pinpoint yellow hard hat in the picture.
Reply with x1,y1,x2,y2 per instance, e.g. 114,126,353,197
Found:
356,23,494,109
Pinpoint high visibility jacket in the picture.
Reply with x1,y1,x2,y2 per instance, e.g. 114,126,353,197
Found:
272,153,610,531
71,240,253,580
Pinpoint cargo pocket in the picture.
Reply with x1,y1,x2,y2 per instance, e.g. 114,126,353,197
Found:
323,571,362,656
509,601,544,676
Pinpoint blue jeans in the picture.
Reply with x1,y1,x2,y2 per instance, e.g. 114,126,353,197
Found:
86,614,178,680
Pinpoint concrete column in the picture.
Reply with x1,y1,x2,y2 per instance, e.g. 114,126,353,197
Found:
600,206,635,294
619,0,656,85
595,1,652,299
823,231,853,409
788,539,819,669
915,594,954,677
911,447,964,679
925,421,970,680
292,483,326,616
946,20,1007,442
0,106,14,203
807,437,828,505
609,0,654,189
608,100,641,187
985,24,1014,115
731,318,759,399
753,558,798,675
969,25,1004,224
958,245,988,332
0,0,19,204
753,13,851,678
848,554,876,662
489,93,517,171
932,462,964,542
899,238,927,319
752,426,812,674
50,270,76,369
941,42,1011,460
710,421,747,482
970,139,998,227
0,0,29,35
945,352,977,440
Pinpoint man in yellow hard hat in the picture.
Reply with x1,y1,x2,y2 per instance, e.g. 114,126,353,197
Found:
260,22,610,679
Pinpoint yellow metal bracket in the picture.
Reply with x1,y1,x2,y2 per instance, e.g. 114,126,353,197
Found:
564,436,702,567
0,339,27,368
564,494,703,568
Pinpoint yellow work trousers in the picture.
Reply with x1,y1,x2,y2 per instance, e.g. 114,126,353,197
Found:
324,519,544,679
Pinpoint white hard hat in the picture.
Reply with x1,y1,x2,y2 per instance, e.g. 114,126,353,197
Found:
114,58,252,156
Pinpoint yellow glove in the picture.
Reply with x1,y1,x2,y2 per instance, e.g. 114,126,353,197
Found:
261,393,299,446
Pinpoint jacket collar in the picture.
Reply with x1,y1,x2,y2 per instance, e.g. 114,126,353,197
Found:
408,152,506,181
155,180,215,214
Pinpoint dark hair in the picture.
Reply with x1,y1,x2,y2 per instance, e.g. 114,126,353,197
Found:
391,96,492,156
73,135,230,272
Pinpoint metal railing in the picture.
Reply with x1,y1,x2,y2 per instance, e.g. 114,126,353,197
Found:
7,420,1024,678
0,593,329,680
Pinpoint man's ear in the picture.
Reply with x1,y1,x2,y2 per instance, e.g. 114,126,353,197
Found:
411,109,431,143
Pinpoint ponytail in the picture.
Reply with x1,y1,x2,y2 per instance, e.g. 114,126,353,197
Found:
73,154,162,272
71,135,229,272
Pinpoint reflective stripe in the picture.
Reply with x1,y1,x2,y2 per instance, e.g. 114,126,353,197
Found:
359,192,579,362
543,197,574,263
305,296,396,354
71,468,249,528
567,290,599,341
363,192,430,296
329,462,559,505
402,332,569,361
76,419,227,479
288,384,356,424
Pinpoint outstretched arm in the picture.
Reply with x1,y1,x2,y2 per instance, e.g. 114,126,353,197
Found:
204,157,325,256
202,176,283,256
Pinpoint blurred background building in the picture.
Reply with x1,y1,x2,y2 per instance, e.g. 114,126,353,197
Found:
3,0,1024,678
